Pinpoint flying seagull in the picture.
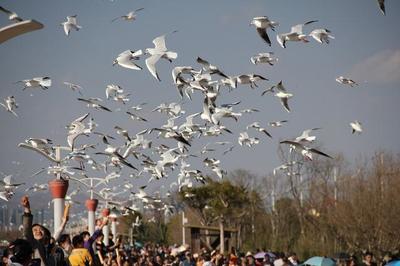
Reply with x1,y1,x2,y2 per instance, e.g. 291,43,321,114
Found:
277,20,317,48
61,15,81,36
280,140,333,160
145,32,178,81
17,77,51,90
0,96,18,117
350,120,363,134
309,29,335,44
250,52,278,66
112,8,144,22
268,120,288,127
113,50,143,70
77,98,112,112
250,16,279,46
336,76,358,87
64,82,83,95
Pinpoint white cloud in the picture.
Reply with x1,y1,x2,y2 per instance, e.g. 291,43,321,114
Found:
349,49,400,85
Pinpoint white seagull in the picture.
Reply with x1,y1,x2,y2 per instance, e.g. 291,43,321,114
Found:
309,28,334,44
280,140,333,160
145,32,178,81
113,50,143,70
277,20,317,48
295,128,321,143
0,96,18,117
250,52,278,66
111,8,144,22
269,120,288,127
350,120,363,134
250,16,279,46
238,132,259,147
17,77,51,90
61,15,82,36
64,82,83,95
336,76,358,87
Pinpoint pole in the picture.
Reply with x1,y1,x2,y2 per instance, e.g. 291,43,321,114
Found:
219,215,225,254
182,211,186,245
129,227,133,247
111,217,117,243
333,167,338,205
48,178,68,235
85,199,98,235
102,208,110,246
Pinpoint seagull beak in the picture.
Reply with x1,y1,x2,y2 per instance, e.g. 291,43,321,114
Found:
112,60,117,66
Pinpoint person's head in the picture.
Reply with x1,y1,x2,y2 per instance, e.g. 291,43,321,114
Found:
32,223,50,241
246,252,254,263
204,253,212,262
364,252,373,263
96,231,104,242
72,235,85,248
59,234,71,250
348,255,357,266
9,239,33,266
80,231,91,242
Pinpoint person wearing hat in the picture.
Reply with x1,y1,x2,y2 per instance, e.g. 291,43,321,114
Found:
246,252,256,266
21,196,69,266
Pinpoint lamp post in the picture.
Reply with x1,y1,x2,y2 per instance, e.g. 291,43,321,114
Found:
109,214,117,243
85,199,98,235
102,207,110,246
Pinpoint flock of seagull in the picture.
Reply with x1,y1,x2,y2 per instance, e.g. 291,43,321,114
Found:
0,1,389,218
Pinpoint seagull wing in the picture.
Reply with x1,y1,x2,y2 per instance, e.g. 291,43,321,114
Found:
256,28,271,46
118,54,142,70
260,128,273,138
309,148,333,159
97,103,112,112
145,54,162,81
67,15,78,24
18,143,59,163
280,140,304,149
276,34,286,48
0,6,13,15
196,57,210,68
280,97,291,112
152,34,167,51
378,0,385,15
291,20,317,34
111,16,122,22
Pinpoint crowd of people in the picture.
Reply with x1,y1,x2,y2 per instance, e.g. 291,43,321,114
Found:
0,196,397,266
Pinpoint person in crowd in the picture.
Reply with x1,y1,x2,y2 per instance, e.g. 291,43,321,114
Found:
80,217,108,263
362,252,377,266
69,235,92,266
7,239,34,266
287,253,299,266
202,254,214,266
180,251,195,266
21,196,68,266
58,234,72,265
245,252,256,266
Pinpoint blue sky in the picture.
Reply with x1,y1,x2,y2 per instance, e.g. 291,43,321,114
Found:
0,0,399,206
